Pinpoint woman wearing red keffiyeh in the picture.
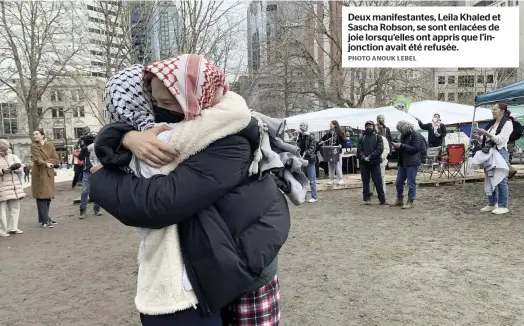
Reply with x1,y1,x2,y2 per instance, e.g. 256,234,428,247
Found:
90,54,289,326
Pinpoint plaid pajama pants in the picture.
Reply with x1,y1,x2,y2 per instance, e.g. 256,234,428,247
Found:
222,274,280,326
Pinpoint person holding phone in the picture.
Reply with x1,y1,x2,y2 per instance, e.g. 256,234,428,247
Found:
390,121,427,209
30,129,59,228
473,103,513,215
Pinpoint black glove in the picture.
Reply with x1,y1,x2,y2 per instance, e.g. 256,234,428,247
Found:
8,163,21,170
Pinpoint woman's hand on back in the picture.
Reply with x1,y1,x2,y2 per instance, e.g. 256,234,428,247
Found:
122,125,178,168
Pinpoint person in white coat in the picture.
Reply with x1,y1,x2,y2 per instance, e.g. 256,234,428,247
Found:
0,140,26,236
371,126,390,196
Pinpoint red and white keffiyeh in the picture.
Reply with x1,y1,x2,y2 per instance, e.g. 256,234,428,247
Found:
144,54,229,121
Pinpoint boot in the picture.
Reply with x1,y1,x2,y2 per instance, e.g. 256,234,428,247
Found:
508,165,517,179
390,199,404,207
79,209,86,219
402,200,414,209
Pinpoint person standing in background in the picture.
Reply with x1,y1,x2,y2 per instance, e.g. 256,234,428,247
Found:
0,140,26,236
416,113,447,148
320,120,346,185
30,129,59,228
474,103,513,215
358,121,387,205
71,146,83,189
376,115,393,146
390,121,427,209
77,135,101,219
23,163,30,183
297,122,318,203
371,125,390,197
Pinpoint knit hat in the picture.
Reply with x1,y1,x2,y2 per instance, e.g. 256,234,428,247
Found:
365,120,375,127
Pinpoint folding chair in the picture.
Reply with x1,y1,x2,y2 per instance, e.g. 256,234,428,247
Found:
439,144,465,178
420,147,441,180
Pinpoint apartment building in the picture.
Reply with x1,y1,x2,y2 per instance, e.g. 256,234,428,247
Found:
433,0,522,105
0,1,126,161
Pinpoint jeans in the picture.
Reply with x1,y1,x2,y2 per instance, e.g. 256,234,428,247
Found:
395,166,419,201
361,162,386,202
304,162,318,199
328,154,343,181
80,171,100,212
488,148,509,208
36,199,51,224
140,308,221,326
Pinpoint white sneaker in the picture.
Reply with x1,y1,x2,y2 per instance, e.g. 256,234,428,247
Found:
0,232,10,237
492,208,509,215
480,205,498,212
308,198,318,203
327,180,334,185
337,180,344,185
8,229,23,234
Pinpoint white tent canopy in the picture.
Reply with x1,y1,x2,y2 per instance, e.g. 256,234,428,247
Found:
285,107,419,133
285,100,493,132
407,101,493,125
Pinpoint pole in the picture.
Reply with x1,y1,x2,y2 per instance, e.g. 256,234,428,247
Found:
63,109,69,169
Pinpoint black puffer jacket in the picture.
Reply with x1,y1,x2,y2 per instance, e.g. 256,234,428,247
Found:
398,131,427,167
90,120,290,316
358,132,383,165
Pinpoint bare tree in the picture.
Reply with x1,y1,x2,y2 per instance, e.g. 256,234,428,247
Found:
0,1,85,135
166,0,245,74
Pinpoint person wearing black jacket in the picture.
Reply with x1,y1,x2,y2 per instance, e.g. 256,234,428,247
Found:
77,135,101,219
358,121,387,205
90,58,290,326
391,120,427,209
416,113,447,147
297,122,318,203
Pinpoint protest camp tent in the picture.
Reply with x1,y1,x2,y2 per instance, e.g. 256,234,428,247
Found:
474,80,524,106
284,101,492,133
284,106,419,133
473,80,524,140
407,101,493,125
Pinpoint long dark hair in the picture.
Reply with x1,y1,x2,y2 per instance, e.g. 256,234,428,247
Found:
331,120,346,143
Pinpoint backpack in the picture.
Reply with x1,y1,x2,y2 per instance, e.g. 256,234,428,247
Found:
407,133,427,164
509,120,523,142
419,135,428,164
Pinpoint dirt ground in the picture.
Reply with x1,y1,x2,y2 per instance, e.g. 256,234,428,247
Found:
1,180,523,326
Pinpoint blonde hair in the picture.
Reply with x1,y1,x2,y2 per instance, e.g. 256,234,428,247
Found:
0,139,10,154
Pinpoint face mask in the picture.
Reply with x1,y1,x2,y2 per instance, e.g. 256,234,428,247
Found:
432,118,439,123
153,105,185,123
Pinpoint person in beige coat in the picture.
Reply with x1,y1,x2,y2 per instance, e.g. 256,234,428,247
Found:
0,139,26,236
30,129,59,228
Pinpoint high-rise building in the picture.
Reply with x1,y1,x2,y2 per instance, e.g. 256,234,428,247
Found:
130,1,181,64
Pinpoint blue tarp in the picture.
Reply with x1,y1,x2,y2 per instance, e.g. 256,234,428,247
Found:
475,80,524,106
